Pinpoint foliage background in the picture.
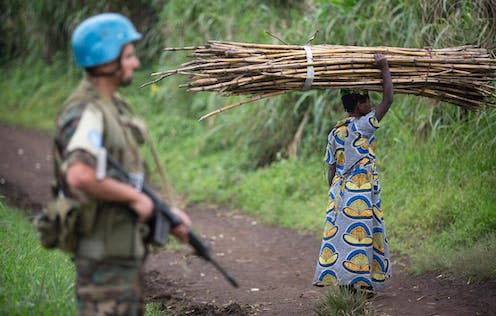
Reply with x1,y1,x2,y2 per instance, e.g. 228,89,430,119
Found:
1,2,495,308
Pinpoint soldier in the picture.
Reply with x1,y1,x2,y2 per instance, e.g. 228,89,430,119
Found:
54,13,191,315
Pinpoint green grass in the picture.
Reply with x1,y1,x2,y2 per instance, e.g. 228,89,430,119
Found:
0,57,80,131
314,287,376,316
145,302,169,316
230,156,327,231
0,199,76,315
379,103,496,281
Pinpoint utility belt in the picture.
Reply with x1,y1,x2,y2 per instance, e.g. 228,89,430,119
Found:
35,197,149,260
34,195,82,253
78,201,149,260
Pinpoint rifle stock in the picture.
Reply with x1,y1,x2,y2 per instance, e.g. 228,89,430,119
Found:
107,155,239,288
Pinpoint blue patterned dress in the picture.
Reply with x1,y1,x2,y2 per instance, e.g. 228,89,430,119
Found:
313,111,391,291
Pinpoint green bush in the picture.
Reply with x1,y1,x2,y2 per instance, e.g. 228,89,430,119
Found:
0,0,165,64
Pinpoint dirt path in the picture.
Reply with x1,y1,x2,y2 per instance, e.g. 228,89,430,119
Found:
1,123,495,316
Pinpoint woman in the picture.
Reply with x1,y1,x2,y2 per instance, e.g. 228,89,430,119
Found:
313,54,393,295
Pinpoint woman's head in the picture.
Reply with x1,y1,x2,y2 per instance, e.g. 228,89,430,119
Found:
340,89,371,116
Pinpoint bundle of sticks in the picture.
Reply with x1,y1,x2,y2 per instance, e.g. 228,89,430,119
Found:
146,41,496,120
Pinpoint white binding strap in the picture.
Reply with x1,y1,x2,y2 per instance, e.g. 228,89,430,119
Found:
302,45,314,91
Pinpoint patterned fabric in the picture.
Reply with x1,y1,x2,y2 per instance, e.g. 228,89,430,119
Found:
75,258,144,316
314,111,391,291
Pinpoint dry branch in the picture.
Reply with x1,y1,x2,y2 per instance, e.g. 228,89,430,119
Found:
147,41,496,120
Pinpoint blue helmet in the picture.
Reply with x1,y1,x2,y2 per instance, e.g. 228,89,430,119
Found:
71,13,142,68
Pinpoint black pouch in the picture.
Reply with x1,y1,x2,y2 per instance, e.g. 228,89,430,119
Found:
34,197,80,253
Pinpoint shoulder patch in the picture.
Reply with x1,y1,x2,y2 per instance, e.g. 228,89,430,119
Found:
87,129,102,148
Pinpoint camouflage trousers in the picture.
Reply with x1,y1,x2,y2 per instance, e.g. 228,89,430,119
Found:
75,258,144,316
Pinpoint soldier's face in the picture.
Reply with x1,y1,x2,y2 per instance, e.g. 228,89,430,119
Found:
119,44,140,86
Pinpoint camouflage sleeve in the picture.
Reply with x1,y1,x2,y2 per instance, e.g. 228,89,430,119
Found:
56,103,104,172
64,150,97,170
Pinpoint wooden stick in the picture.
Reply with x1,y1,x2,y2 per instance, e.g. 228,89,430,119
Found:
198,91,287,121
148,41,496,113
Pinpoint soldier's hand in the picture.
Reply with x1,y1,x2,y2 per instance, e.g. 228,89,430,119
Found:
170,207,191,243
130,193,154,222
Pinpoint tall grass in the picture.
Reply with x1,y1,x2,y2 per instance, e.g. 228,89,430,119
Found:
0,0,165,64
381,105,496,280
154,0,496,168
0,57,79,131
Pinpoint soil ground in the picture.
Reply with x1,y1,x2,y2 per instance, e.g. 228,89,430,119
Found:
1,123,495,316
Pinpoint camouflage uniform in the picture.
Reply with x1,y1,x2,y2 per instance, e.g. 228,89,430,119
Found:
74,258,144,315
54,77,149,316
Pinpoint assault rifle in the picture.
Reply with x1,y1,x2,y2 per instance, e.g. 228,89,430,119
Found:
106,155,239,288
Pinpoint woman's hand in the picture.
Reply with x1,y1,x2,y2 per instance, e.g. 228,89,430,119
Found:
374,53,388,68
373,53,394,121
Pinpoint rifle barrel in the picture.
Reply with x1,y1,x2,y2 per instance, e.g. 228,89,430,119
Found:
106,155,239,288
188,231,239,287
208,256,240,288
